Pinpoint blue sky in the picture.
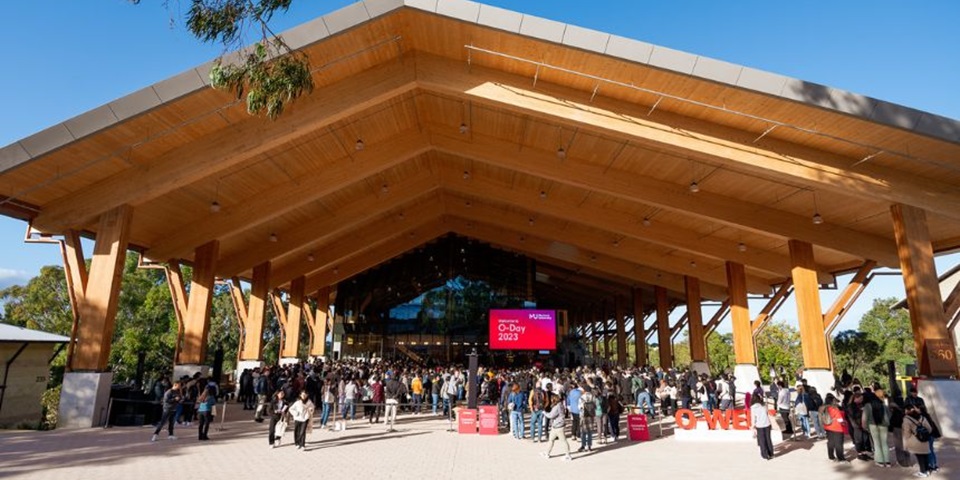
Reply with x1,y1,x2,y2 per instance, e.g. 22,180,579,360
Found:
1,1,958,332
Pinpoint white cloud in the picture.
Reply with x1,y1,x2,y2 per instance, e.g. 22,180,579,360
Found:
0,268,31,290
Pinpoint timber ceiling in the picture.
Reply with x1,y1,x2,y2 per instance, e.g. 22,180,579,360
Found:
2,4,960,305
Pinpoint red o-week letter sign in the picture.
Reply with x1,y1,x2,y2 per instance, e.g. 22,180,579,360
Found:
674,408,773,430
488,309,557,350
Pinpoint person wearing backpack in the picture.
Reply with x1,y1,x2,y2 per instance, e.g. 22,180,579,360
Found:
529,386,546,442
863,388,891,468
820,393,847,461
578,386,597,452
903,403,933,477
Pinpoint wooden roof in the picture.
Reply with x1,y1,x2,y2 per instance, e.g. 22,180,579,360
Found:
2,1,960,302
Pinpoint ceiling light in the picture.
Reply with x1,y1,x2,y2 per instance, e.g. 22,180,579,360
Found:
209,201,221,213
613,240,620,248
690,261,697,268
459,123,468,134
355,139,365,151
520,236,526,242
737,242,747,253
465,201,472,208
539,190,547,199
528,218,535,226
307,253,315,262
463,170,470,180
269,233,278,243
333,267,339,274
590,255,597,263
689,181,700,193
642,217,651,227
381,183,389,194
398,213,405,220
812,212,824,225
557,146,566,159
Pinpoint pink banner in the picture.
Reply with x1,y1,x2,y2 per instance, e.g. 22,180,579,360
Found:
478,406,499,435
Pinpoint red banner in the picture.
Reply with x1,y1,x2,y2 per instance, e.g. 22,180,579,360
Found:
627,414,650,441
458,409,477,434
478,406,499,435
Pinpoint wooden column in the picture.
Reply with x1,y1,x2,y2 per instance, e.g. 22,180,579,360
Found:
788,240,831,370
633,288,646,367
309,286,331,357
891,204,959,377
726,261,756,364
656,286,672,369
180,240,219,365
278,276,305,359
71,205,133,371
239,262,270,361
615,295,627,366
685,276,707,363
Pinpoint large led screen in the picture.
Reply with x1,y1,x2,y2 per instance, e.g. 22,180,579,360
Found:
488,309,557,350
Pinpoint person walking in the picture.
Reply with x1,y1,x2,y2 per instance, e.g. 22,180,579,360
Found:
268,390,288,447
903,403,934,477
751,394,774,460
821,393,847,461
151,381,182,442
196,384,217,441
540,393,572,461
289,391,315,451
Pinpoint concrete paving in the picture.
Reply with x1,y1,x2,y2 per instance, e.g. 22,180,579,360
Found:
0,407,954,480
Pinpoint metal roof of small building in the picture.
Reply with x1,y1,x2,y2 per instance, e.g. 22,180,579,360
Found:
0,322,70,343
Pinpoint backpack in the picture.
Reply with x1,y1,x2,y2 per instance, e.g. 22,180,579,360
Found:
582,395,597,418
915,422,931,443
818,405,833,427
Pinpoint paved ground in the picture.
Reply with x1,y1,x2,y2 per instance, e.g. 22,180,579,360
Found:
1,407,954,480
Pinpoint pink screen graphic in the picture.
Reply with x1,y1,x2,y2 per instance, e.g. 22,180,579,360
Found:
489,309,557,350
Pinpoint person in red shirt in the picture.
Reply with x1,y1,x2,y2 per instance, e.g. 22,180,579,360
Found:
822,393,848,462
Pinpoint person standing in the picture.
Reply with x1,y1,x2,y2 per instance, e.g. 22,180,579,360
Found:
151,381,182,442
196,384,217,441
370,376,385,424
903,403,933,477
905,387,940,473
289,391,315,451
577,386,597,452
384,373,406,432
431,374,442,415
567,382,582,441
268,390,288,447
528,383,545,442
320,379,335,429
775,380,795,439
863,388,891,467
606,392,623,441
750,394,774,460
540,393,572,461
508,383,525,439
821,393,847,461
411,374,423,415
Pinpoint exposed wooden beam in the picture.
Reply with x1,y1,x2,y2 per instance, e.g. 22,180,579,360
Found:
302,221,450,293
823,260,876,335
416,53,960,223
438,160,816,281
146,130,431,261
444,216,727,299
270,196,444,286
431,130,899,267
36,58,419,232
445,192,773,293
216,167,439,277
751,280,794,335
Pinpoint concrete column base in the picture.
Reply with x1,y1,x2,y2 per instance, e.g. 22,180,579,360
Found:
799,369,836,397
173,364,210,381
278,357,300,366
58,372,113,429
917,378,960,439
733,364,760,403
690,361,710,377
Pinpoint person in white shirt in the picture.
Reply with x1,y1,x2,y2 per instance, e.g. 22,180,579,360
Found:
775,380,795,438
751,394,774,460
288,391,315,450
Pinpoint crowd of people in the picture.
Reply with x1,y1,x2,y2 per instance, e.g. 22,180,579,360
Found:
148,358,944,475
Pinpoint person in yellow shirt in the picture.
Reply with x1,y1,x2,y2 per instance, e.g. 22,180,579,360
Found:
411,374,424,415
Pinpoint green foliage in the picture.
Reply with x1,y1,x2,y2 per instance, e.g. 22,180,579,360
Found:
832,329,880,382
846,297,916,384
706,332,734,375
755,320,802,383
40,385,61,430
0,265,73,336
131,0,313,119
